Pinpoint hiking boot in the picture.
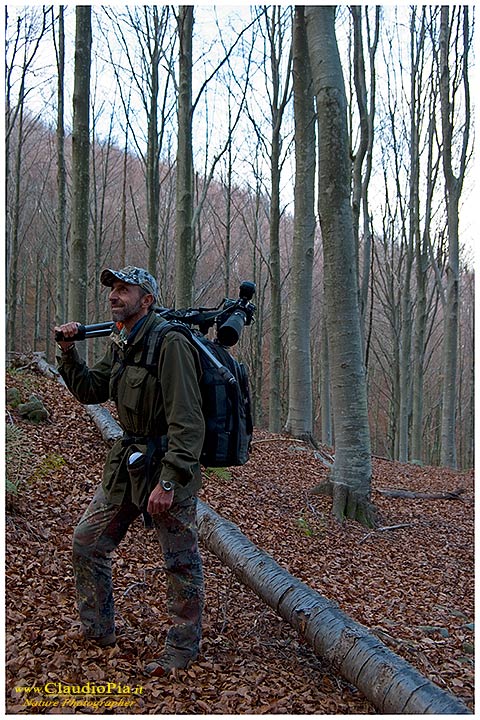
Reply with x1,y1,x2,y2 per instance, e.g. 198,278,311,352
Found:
63,627,117,648
92,632,116,648
144,650,197,678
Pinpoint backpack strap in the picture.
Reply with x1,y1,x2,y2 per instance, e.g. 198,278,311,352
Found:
141,320,194,376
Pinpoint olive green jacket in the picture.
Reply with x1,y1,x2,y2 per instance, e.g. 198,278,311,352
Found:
57,311,205,506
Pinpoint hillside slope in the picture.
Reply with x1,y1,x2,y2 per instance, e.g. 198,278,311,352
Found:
5,367,474,714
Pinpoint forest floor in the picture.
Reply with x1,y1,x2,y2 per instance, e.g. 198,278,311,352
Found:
5,365,474,715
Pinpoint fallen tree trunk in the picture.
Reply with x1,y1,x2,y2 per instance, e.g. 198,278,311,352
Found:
378,488,466,501
196,502,470,715
31,356,471,714
83,404,123,445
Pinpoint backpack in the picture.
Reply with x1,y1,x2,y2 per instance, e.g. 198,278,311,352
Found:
140,320,253,468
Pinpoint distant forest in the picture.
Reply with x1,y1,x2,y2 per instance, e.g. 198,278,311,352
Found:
5,6,474,471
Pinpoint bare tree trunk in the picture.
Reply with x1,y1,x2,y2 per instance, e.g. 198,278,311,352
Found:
268,131,282,433
7,87,24,351
243,174,267,427
146,6,161,277
438,7,470,469
351,6,379,356
69,6,92,358
305,6,374,525
54,6,67,325
265,7,292,432
175,6,194,307
411,102,438,464
399,8,424,463
224,122,232,298
285,6,315,439
120,115,129,267
34,257,42,351
320,313,332,446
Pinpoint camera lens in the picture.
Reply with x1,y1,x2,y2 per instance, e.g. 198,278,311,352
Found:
217,310,247,346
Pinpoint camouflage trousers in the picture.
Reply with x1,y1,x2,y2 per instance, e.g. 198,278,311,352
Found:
72,484,204,661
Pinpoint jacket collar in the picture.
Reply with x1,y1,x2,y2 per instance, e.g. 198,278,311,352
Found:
111,310,160,351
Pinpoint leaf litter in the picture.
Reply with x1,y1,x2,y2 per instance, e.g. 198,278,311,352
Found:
5,368,474,714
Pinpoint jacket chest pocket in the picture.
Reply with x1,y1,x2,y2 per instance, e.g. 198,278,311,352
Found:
118,365,152,415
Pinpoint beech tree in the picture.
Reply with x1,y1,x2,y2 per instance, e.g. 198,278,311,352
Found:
285,6,315,439
261,7,292,432
350,6,379,354
69,6,92,358
305,6,374,525
175,5,195,307
398,8,426,463
437,7,471,469
52,6,67,325
410,10,442,464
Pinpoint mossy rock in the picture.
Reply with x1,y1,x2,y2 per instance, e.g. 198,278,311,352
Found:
17,394,49,422
6,387,21,407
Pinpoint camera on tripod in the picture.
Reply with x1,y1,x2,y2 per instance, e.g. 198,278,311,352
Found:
55,281,256,347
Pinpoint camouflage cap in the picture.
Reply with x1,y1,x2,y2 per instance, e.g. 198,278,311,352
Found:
100,266,158,301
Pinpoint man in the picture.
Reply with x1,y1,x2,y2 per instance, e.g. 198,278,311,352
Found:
55,266,205,678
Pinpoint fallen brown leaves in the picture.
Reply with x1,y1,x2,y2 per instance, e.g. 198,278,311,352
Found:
5,368,474,714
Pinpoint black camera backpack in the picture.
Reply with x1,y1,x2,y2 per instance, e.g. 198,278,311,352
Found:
140,321,253,468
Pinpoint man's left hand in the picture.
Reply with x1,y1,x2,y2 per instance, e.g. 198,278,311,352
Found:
147,484,174,515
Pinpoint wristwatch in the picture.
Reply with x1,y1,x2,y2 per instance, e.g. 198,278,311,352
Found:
161,479,174,492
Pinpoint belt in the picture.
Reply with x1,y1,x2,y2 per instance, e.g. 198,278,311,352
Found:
121,434,168,453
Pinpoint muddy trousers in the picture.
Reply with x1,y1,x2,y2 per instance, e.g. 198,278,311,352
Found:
72,484,204,661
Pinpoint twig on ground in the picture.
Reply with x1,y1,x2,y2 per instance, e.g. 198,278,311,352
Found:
359,523,413,543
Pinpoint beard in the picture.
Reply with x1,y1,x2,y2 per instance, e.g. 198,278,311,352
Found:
110,296,144,324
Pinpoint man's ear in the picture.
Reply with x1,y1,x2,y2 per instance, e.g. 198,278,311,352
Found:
141,293,155,309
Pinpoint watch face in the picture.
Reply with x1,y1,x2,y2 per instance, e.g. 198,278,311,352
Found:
162,480,173,492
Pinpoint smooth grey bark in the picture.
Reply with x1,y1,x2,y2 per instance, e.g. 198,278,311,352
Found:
398,8,425,463
197,501,470,715
285,6,315,438
438,7,470,469
351,6,379,355
53,6,67,325
224,121,233,298
305,6,374,525
319,314,332,446
120,117,129,268
264,7,292,433
411,104,438,464
34,255,43,351
7,85,25,352
69,6,92,359
457,273,474,469
145,7,162,276
175,6,195,307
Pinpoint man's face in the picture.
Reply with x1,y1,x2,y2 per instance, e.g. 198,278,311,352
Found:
108,281,151,325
